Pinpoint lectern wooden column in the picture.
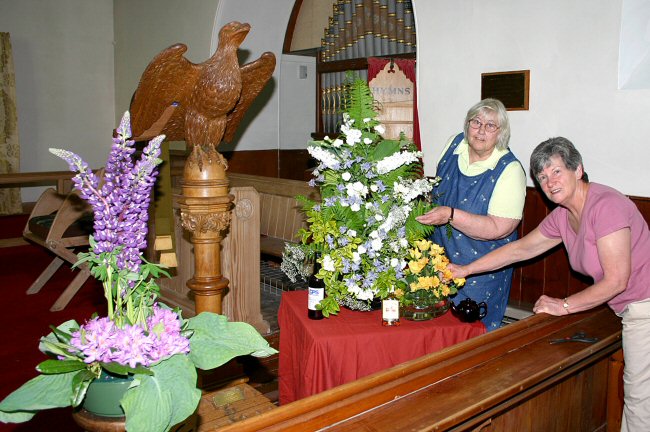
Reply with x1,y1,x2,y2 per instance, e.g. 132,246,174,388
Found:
128,21,275,316
178,146,232,314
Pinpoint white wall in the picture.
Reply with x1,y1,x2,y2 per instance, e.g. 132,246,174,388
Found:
113,0,219,121
414,0,650,197
0,0,115,201
212,0,296,152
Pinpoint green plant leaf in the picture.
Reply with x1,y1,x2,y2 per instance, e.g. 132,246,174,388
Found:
101,362,153,377
37,359,86,374
186,312,277,370
0,372,77,423
70,369,95,407
121,355,200,432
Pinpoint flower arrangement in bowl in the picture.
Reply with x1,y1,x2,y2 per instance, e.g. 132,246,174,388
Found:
281,76,440,317
396,239,466,320
0,112,277,432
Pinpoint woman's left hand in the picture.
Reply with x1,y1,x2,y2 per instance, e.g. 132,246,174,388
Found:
533,295,567,316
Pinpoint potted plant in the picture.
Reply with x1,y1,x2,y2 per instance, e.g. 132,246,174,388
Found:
0,112,277,432
281,76,442,316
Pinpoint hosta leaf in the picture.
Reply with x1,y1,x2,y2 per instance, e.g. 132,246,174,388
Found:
186,312,277,370
121,355,200,432
0,372,77,423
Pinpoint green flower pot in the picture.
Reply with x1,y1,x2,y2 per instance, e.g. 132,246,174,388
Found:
82,372,134,417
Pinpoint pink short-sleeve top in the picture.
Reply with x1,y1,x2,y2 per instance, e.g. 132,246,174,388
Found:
539,183,650,314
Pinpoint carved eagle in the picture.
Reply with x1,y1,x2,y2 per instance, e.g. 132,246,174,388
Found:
128,21,276,149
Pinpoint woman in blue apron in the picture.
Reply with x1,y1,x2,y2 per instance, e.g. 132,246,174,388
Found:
416,99,526,330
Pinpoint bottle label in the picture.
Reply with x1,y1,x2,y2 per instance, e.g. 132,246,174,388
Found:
308,287,325,310
382,298,399,320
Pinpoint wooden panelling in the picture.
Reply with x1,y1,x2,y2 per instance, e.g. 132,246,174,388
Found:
218,149,312,181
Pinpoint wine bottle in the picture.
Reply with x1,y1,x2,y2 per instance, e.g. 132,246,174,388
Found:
382,290,400,326
308,253,325,320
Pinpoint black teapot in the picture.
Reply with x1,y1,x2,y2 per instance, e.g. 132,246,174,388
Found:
451,298,487,323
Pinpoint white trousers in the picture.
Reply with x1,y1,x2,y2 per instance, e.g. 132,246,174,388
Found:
620,298,650,432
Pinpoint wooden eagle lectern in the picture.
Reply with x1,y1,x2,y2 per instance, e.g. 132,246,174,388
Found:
128,22,276,315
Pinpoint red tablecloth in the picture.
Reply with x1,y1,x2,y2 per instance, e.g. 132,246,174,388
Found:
278,290,486,404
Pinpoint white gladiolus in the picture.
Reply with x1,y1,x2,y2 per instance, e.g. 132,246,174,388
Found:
308,146,340,169
376,151,422,174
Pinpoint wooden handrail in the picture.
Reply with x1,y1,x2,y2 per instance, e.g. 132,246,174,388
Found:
0,171,77,194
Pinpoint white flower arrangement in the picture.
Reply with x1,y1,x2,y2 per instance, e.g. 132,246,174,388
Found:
282,77,441,316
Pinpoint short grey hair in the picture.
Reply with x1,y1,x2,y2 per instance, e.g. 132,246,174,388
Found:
530,137,588,183
463,98,511,150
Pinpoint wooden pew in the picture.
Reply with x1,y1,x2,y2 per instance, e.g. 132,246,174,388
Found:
215,306,622,431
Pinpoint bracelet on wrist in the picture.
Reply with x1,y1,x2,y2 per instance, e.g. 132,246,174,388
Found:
562,297,570,314
448,207,455,223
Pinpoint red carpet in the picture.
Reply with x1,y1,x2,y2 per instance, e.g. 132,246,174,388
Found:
0,215,106,431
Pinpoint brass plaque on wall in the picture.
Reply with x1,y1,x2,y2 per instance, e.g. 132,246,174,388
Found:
481,70,529,110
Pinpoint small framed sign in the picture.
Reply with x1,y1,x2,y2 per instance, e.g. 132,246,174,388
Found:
481,70,529,111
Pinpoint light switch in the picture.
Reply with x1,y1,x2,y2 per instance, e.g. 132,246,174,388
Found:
298,65,308,79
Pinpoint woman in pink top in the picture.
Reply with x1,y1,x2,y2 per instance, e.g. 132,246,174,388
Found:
449,137,650,432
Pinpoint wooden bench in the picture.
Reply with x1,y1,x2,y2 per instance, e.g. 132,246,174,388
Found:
229,173,319,259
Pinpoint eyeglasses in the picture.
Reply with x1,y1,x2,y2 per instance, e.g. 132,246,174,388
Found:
468,118,500,133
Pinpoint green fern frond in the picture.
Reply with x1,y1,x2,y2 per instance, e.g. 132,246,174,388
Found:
343,73,377,124
405,201,437,242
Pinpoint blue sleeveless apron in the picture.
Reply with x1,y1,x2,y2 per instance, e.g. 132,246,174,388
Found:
431,133,522,331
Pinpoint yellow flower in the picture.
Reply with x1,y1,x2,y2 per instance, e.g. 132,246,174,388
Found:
414,239,432,252
394,288,404,298
430,243,445,256
409,248,422,260
418,275,439,289
440,284,451,296
453,277,466,287
442,268,454,280
408,257,428,274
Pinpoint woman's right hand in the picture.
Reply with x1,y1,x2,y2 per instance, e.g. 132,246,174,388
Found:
448,263,470,279
416,206,453,226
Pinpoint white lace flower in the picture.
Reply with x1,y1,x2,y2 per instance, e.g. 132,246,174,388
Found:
371,238,383,251
342,172,351,181
332,138,343,148
322,255,336,272
363,137,373,144
345,128,362,146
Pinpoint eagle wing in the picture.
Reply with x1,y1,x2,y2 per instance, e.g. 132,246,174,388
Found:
222,51,276,143
129,44,203,141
